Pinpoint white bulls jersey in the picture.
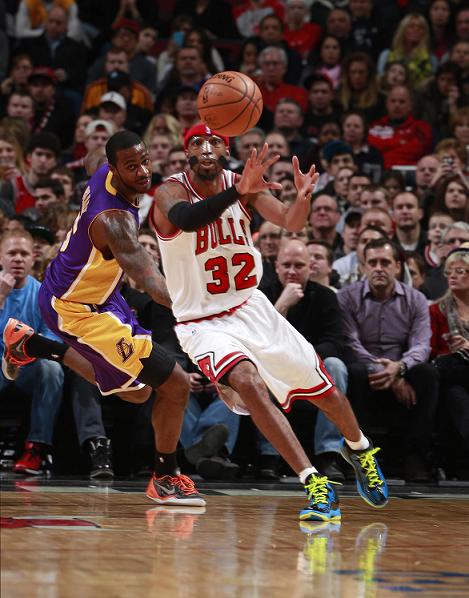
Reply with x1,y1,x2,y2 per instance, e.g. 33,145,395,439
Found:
152,170,263,322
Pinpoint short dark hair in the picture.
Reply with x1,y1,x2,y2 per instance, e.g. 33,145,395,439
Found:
306,239,333,265
27,132,61,158
106,130,143,166
405,250,426,276
358,225,387,240
364,237,401,262
35,178,64,197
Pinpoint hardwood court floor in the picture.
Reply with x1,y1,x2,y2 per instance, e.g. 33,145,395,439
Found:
1,478,469,598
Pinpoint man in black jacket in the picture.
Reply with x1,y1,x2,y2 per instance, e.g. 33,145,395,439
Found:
259,239,348,481
14,6,87,94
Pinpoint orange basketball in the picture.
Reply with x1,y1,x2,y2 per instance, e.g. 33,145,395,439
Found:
197,71,263,137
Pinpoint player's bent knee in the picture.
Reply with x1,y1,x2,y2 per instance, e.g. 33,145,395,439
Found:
159,363,190,398
139,344,178,390
118,386,152,403
226,360,262,393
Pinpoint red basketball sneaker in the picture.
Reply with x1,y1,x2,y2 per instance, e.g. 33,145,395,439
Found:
13,442,52,476
2,318,36,381
146,474,206,507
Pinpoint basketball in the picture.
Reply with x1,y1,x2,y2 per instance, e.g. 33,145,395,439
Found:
197,71,263,137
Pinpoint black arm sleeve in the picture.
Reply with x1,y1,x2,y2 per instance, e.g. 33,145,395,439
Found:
167,186,241,231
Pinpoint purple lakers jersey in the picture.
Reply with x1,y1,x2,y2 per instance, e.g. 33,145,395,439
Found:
43,164,139,305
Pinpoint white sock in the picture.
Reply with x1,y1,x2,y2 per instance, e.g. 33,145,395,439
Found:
299,466,318,484
345,431,370,451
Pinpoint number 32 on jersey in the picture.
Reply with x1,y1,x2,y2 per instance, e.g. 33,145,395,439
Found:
205,252,257,294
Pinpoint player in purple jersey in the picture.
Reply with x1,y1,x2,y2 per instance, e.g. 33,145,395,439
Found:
2,131,205,506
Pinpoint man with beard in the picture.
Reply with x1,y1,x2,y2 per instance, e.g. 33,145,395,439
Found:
147,122,388,522
3,131,205,507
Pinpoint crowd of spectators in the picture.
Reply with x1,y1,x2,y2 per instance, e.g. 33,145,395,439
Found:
0,0,468,482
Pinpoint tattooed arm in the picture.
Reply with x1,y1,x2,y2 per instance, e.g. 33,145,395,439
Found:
90,209,172,308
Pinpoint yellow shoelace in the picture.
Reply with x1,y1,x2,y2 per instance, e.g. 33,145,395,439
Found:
357,447,383,488
305,475,340,504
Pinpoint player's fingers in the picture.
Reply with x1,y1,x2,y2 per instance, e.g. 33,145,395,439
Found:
258,143,269,162
266,181,283,190
263,153,281,171
308,164,317,177
292,155,301,174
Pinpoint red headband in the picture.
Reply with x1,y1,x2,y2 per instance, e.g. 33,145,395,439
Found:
183,123,229,149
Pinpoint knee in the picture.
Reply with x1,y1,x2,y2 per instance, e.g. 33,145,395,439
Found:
162,364,190,404
323,357,348,383
228,362,262,395
33,360,64,386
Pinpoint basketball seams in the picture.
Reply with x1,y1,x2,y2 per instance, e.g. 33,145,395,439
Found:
197,71,262,135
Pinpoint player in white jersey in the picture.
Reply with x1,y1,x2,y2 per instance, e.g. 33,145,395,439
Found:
150,123,389,521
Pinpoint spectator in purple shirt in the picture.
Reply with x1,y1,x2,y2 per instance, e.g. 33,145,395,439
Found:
337,238,439,482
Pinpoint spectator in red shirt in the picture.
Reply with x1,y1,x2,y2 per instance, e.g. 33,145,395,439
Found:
368,85,432,169
233,0,285,38
256,46,308,117
284,0,322,61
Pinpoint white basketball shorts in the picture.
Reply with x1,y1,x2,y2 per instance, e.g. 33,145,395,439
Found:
176,289,335,413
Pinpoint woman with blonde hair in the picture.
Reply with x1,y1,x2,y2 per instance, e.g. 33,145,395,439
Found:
377,13,438,86
430,245,469,462
143,113,183,148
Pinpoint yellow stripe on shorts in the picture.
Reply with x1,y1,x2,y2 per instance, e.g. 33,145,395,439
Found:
52,297,152,378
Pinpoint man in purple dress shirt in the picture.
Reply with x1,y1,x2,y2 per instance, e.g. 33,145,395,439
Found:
338,238,439,482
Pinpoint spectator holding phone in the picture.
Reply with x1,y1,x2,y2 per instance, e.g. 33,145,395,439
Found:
429,245,469,467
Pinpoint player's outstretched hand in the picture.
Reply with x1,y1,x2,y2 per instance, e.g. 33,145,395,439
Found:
292,156,318,202
235,143,283,195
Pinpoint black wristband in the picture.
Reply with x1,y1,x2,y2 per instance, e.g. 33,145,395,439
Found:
167,186,240,232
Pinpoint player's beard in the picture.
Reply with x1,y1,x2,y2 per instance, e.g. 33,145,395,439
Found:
190,156,227,181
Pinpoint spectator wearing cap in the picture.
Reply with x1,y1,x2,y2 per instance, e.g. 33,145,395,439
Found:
81,47,153,113
368,85,432,169
98,92,127,133
315,139,355,193
86,18,156,95
25,222,56,276
303,73,342,140
65,119,115,183
28,66,75,148
13,6,87,94
8,132,60,215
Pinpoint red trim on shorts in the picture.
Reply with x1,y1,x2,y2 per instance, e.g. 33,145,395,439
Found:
197,351,248,383
215,355,249,382
176,298,249,325
282,384,336,413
